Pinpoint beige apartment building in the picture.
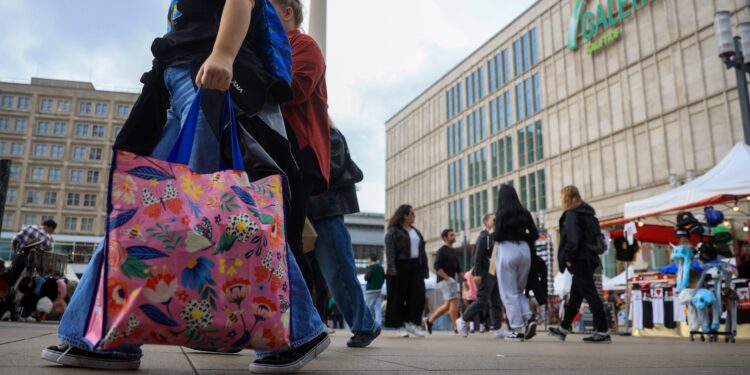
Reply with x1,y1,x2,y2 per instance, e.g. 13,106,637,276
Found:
386,0,750,276
0,78,138,264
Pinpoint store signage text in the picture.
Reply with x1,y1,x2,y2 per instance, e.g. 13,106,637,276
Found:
567,0,656,55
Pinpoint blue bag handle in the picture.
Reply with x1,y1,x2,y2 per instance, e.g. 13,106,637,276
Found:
167,87,245,172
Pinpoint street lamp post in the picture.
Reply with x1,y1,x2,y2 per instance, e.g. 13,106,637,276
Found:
715,11,750,146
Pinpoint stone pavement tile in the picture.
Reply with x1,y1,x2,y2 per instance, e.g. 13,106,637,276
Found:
183,349,255,371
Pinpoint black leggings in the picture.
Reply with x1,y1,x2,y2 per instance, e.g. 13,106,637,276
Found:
385,259,425,328
561,262,608,333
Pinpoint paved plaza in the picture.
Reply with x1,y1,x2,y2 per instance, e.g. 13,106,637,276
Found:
0,322,748,374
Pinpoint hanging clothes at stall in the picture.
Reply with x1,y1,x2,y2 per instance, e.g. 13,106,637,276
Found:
630,284,643,330
663,286,677,329
652,287,664,325
737,279,750,325
641,284,654,329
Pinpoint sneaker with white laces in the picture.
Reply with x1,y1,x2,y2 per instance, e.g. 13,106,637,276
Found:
397,327,410,337
548,326,568,342
504,329,525,342
456,319,469,338
404,322,424,337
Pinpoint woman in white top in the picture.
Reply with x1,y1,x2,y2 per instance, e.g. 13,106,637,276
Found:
384,204,428,337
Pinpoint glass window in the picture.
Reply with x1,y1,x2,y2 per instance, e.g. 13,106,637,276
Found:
33,144,47,157
69,169,83,183
15,119,27,133
23,214,39,226
0,118,8,131
0,141,5,155
116,104,130,118
482,190,488,218
54,122,67,136
64,217,78,231
114,126,122,139
50,145,63,158
491,142,498,177
458,159,464,191
75,123,89,137
467,154,474,187
489,99,497,134
522,34,531,71
478,67,485,99
10,165,21,180
26,190,41,205
57,100,70,113
514,40,522,76
497,95,505,130
3,213,14,228
446,90,452,119
17,96,30,110
506,135,513,172
535,121,543,160
527,124,535,164
469,194,475,228
457,82,462,113
30,167,45,181
537,170,546,210
533,73,542,113
40,98,53,112
36,121,50,134
44,192,57,206
478,107,485,141
481,148,487,182
498,139,505,175
83,194,97,207
72,146,86,160
87,170,100,184
505,93,512,126
448,163,453,194
67,193,80,206
78,101,92,114
10,142,24,156
529,172,537,212
525,78,534,116
530,27,538,65
89,147,103,160
0,96,12,108
516,84,525,122
520,175,527,208
95,103,109,116
92,125,105,138
48,167,61,182
518,132,526,170
6,188,16,204
465,76,471,107
81,218,94,232
487,58,496,93
502,49,509,85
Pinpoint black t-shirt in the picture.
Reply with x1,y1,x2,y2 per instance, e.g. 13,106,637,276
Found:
434,245,461,284
153,0,261,66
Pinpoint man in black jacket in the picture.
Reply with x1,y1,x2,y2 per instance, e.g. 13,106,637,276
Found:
307,127,380,348
456,214,503,337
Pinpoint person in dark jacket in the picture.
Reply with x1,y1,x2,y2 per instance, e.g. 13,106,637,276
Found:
456,214,504,337
306,126,380,348
549,185,611,344
384,205,427,338
490,185,539,342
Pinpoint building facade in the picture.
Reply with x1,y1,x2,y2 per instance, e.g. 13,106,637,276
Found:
386,0,750,276
344,212,386,273
0,78,138,263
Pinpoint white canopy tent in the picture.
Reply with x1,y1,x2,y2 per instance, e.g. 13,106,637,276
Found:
622,142,750,220
602,265,635,291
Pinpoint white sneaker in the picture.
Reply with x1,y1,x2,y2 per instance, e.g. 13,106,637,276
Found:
456,319,469,338
493,328,510,338
479,323,487,333
397,327,409,337
0,311,10,321
404,322,424,337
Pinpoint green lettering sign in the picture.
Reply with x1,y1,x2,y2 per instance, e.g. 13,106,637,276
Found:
567,0,656,53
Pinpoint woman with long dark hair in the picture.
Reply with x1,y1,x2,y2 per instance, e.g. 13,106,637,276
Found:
493,184,539,341
384,204,428,338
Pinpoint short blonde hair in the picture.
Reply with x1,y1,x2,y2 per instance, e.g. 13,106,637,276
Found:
561,185,583,210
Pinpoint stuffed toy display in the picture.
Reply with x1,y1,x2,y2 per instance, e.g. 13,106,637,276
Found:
691,288,719,333
671,244,693,291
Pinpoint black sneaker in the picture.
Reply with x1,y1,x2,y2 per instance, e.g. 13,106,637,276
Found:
250,332,330,374
548,326,568,342
347,326,381,348
583,332,612,344
423,317,433,335
525,317,538,341
41,344,140,370
504,330,525,342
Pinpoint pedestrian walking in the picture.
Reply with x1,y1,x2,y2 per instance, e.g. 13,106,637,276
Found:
493,185,539,342
423,229,462,334
548,185,611,344
384,205,427,338
364,255,385,328
462,268,483,332
457,214,504,338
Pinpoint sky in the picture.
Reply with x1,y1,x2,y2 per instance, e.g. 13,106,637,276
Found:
0,0,535,214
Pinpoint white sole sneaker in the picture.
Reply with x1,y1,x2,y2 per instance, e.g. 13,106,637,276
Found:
525,321,537,340
41,348,140,370
249,334,330,374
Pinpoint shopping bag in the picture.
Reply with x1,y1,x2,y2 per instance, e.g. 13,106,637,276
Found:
83,88,290,351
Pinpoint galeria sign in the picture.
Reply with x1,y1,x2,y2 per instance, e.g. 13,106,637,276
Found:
567,0,657,54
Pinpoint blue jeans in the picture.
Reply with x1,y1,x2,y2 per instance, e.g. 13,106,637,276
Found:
311,216,377,334
364,290,382,327
57,66,325,359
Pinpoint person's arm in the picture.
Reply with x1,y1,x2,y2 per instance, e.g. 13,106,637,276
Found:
364,266,372,281
286,36,325,105
385,230,397,275
473,235,489,279
196,0,255,90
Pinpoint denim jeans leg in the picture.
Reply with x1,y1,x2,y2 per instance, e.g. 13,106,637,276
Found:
57,240,142,359
365,291,382,327
255,246,325,359
313,216,376,334
150,66,219,174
